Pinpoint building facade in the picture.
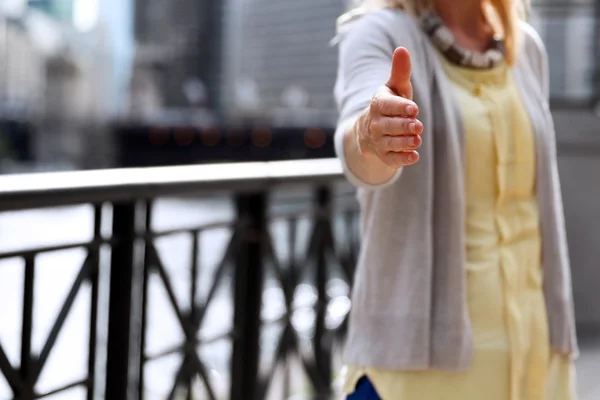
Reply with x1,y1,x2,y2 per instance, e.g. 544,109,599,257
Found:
1,0,134,168
130,0,599,122
223,0,598,116
0,17,46,120
130,0,223,120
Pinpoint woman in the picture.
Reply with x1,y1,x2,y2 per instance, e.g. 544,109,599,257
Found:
333,0,579,399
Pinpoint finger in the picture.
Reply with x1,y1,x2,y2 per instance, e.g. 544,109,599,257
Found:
386,47,413,100
370,116,423,136
371,92,419,118
379,134,422,153
382,150,420,168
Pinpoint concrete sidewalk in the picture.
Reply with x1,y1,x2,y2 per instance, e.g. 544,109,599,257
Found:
576,333,600,400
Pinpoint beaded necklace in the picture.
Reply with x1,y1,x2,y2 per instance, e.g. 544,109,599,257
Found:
419,10,506,69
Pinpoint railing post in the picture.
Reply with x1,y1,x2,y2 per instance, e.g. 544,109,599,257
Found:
314,186,333,398
230,192,266,400
19,255,35,400
106,201,138,400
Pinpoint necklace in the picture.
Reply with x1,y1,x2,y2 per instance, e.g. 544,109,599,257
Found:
419,11,506,69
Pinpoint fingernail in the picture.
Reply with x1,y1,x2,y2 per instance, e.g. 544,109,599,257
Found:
409,152,418,162
409,122,416,133
406,105,415,115
410,136,417,146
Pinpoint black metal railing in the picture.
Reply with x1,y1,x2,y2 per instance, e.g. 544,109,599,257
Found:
0,159,359,400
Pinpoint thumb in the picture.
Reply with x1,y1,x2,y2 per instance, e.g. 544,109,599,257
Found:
386,47,413,100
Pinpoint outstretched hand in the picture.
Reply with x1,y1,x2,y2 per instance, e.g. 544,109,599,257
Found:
356,47,423,168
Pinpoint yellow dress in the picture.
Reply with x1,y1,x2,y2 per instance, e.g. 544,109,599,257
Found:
343,56,577,400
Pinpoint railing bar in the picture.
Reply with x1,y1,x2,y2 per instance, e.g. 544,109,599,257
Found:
0,159,345,212
143,228,241,397
0,343,25,394
193,229,241,328
166,362,186,400
33,256,92,381
87,205,101,400
262,231,290,302
197,332,233,345
148,240,223,400
286,326,324,392
35,378,89,398
230,193,268,400
145,346,183,363
149,248,224,400
189,356,218,400
288,217,299,293
0,213,355,261
0,224,255,261
160,218,195,400
148,244,196,338
147,219,241,238
145,212,220,400
345,210,359,266
144,331,233,362
190,231,199,320
20,255,35,397
283,353,290,400
105,202,137,399
314,187,333,393
0,239,112,260
159,342,219,400
138,199,153,400
186,231,200,398
256,325,292,399
337,213,354,282
265,322,324,398
325,217,353,285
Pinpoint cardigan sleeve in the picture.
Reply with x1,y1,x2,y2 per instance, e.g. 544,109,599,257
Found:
333,10,411,190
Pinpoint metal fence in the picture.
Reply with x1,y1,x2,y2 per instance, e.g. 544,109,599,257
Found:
0,159,359,400
1,146,600,399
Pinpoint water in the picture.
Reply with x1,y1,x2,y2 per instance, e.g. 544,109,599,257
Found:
0,188,357,400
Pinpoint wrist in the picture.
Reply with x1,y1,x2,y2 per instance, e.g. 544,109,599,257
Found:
353,111,373,157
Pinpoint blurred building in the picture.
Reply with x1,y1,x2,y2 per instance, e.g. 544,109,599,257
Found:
0,0,134,169
218,0,347,126
130,0,598,127
2,0,598,165
129,0,222,125
130,0,347,127
0,17,46,120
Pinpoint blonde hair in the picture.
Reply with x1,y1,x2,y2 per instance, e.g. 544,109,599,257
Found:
340,0,530,65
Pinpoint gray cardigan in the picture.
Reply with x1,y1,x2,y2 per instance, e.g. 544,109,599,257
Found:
333,9,579,371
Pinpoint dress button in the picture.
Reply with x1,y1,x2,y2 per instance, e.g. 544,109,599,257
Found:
473,85,483,97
